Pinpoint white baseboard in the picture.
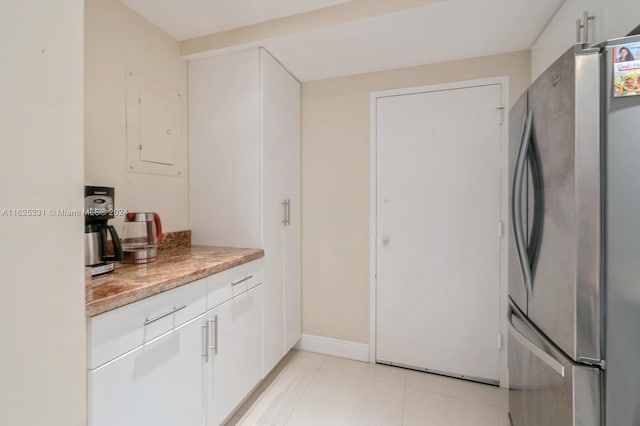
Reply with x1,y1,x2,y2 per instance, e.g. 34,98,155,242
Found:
295,334,370,362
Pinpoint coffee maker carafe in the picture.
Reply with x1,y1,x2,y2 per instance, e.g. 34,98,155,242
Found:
85,186,123,276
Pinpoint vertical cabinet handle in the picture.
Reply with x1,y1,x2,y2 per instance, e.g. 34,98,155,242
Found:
583,10,595,44
575,19,581,43
576,10,595,44
281,199,291,226
286,199,291,226
282,200,288,225
201,320,209,363
209,316,218,355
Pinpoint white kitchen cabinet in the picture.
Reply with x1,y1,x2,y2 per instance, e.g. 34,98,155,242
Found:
89,313,207,426
259,53,302,353
189,48,301,375
206,285,263,425
88,261,265,426
260,50,302,368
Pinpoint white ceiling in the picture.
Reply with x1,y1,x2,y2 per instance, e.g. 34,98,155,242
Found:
123,0,564,82
120,0,351,41
259,0,564,81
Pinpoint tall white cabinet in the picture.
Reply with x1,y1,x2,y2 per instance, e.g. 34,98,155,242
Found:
189,48,301,375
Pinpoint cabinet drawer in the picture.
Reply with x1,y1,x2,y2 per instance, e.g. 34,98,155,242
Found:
88,278,206,369
207,259,263,309
89,313,208,426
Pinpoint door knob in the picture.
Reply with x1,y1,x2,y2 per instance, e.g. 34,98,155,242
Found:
382,237,390,246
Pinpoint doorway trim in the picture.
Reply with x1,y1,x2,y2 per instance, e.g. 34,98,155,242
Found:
369,76,510,387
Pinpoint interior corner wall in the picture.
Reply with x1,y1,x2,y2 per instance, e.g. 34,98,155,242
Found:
84,0,189,233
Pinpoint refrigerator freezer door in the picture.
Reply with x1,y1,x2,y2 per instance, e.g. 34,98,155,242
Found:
526,46,602,363
508,300,601,426
508,92,529,314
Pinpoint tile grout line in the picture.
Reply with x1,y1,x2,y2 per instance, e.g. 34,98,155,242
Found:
239,353,324,425
403,383,507,411
404,370,507,409
280,355,327,425
400,377,408,426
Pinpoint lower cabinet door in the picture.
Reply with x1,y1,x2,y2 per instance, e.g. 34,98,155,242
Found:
207,285,263,426
89,313,207,426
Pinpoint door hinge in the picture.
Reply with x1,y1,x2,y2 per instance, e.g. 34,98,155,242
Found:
498,333,503,351
497,221,504,238
496,106,505,125
578,356,606,370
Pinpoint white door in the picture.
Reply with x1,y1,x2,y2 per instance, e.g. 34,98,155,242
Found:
207,285,263,426
89,314,207,426
282,67,302,353
375,83,503,383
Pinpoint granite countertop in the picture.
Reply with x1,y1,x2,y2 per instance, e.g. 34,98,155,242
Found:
86,245,264,317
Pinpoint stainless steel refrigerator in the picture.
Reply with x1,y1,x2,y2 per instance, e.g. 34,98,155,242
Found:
508,34,640,426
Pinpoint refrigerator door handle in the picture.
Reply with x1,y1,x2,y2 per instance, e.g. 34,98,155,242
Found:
526,118,544,286
511,109,534,296
509,304,565,378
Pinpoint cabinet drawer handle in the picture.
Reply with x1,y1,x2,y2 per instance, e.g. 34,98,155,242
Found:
143,304,187,326
231,275,253,286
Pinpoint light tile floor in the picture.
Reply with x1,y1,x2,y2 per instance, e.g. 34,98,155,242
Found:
227,350,509,426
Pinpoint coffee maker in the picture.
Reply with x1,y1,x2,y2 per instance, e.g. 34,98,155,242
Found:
84,186,123,276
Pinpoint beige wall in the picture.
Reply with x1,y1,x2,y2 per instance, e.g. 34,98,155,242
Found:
0,1,86,425
85,0,189,232
301,51,530,343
